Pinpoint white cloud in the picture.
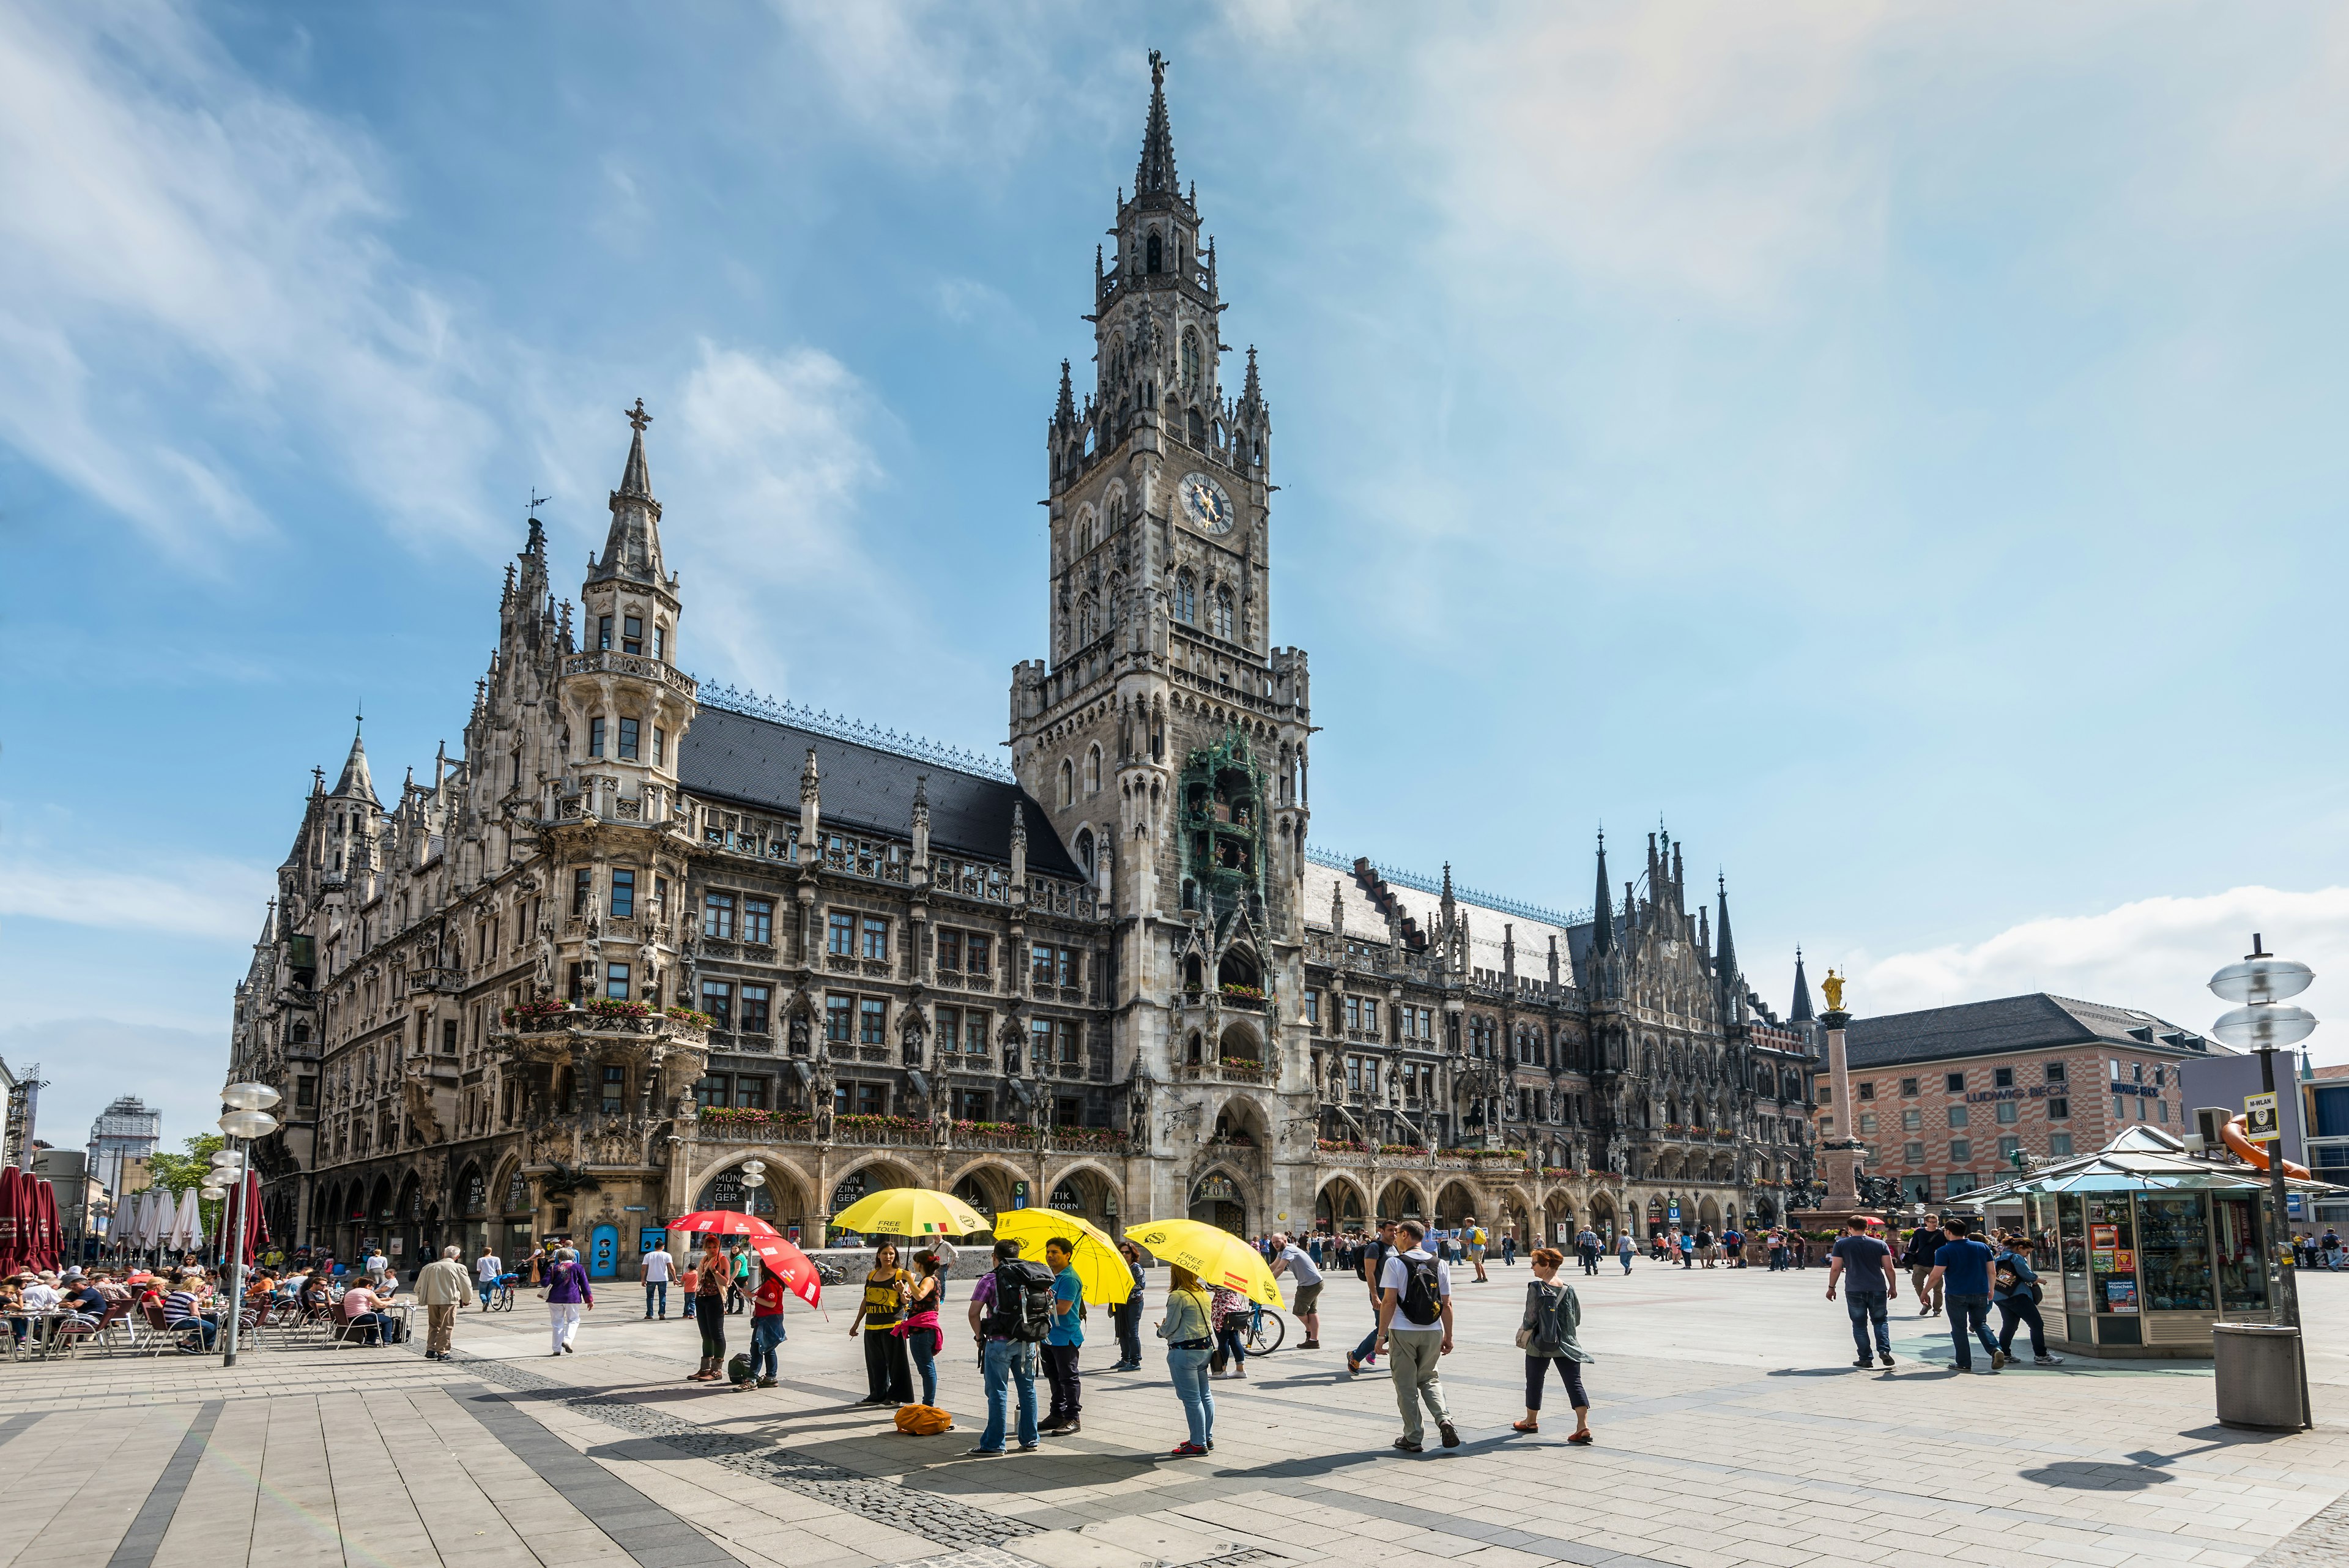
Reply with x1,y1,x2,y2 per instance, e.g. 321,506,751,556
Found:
0,0,500,555
0,1017,230,1162
1845,886,2349,1064
659,340,891,686
0,847,275,940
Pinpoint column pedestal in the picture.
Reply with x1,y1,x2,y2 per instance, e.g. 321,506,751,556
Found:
1821,1008,1860,1205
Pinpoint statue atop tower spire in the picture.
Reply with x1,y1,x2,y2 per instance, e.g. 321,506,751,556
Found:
1135,50,1179,198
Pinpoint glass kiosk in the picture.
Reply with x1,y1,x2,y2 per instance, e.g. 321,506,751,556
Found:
1973,1128,2320,1359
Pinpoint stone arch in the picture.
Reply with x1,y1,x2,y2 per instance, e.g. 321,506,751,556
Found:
1376,1176,1427,1223
1698,1195,1724,1232
826,1154,926,1236
1186,1162,1252,1235
1216,1018,1264,1066
1434,1181,1480,1227
1045,1161,1121,1228
1315,1172,1370,1233
1499,1186,1535,1250
942,1156,1026,1222
456,1161,488,1217
1206,1092,1270,1148
1589,1191,1619,1243
1542,1190,1574,1247
369,1173,395,1222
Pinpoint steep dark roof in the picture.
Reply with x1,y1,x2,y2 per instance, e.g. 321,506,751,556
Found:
1841,993,2215,1071
679,704,1082,879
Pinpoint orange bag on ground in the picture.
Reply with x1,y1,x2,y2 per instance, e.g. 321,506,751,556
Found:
894,1404,954,1435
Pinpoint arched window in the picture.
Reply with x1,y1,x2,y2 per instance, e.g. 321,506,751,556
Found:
1181,329,1201,393
1210,586,1234,641
1187,407,1205,447
1077,592,1097,645
1085,745,1102,793
1075,827,1094,879
1059,759,1075,808
1173,570,1197,625
1146,231,1162,273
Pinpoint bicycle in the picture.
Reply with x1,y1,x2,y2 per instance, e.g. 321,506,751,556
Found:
1240,1301,1285,1355
488,1274,518,1312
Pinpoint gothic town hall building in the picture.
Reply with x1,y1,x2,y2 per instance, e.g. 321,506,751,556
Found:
228,61,1820,1275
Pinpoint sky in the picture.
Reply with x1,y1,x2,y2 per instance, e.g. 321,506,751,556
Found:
6,1,2349,1154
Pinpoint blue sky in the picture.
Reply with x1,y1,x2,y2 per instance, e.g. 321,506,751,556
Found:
7,1,2349,1151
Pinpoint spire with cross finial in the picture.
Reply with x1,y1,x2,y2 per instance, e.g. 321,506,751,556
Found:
589,399,667,588
1137,50,1178,196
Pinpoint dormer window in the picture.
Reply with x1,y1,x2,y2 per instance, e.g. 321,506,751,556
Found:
623,615,643,654
597,615,614,651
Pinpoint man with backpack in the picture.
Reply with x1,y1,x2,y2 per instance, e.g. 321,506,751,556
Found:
1346,1219,1401,1376
1375,1219,1458,1452
964,1238,1053,1455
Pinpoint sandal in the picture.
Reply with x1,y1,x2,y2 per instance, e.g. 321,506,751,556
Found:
1567,1430,1594,1445
1510,1419,1538,1433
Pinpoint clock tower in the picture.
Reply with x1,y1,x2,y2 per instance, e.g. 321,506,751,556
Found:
1010,51,1315,1233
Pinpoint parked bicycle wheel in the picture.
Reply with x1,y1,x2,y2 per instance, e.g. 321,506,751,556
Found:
1242,1304,1285,1354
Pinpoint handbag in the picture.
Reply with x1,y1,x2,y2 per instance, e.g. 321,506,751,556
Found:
1514,1325,1535,1350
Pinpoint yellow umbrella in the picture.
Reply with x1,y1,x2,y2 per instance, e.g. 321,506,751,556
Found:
1123,1218,1282,1307
828,1186,992,1239
992,1210,1135,1307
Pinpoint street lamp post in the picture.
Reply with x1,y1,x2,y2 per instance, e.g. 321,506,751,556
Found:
217,1084,283,1370
2208,936,2315,1430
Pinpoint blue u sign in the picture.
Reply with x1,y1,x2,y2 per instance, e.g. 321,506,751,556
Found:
589,1224,619,1278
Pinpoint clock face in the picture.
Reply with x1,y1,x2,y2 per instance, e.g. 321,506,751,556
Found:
1178,471,1236,536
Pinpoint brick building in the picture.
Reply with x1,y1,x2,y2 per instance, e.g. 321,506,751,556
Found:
1816,994,2216,1204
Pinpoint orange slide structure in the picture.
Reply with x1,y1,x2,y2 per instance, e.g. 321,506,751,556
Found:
2223,1115,2313,1180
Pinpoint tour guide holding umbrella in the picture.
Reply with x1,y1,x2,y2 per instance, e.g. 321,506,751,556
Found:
1124,1219,1282,1457
827,1187,992,1406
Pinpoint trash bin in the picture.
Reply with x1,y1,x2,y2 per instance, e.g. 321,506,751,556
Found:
2213,1322,2304,1430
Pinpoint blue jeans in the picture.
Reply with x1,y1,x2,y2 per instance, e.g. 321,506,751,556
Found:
477,1279,495,1309
1167,1345,1214,1447
1946,1293,1998,1369
1846,1291,1890,1358
980,1338,1038,1452
644,1280,667,1317
1619,1251,1633,1274
1353,1325,1380,1365
750,1314,786,1380
909,1326,939,1405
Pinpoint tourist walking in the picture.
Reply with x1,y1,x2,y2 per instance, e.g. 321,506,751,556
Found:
417,1245,470,1361
543,1246,592,1357
1208,1282,1250,1378
1375,1219,1458,1452
1616,1229,1635,1274
899,1252,943,1403
688,1239,727,1380
1464,1217,1490,1283
1039,1237,1086,1433
749,1258,792,1389
642,1244,672,1319
1992,1234,2062,1367
1271,1231,1323,1348
1824,1214,1898,1368
1111,1240,1146,1370
1156,1263,1216,1455
1576,1226,1600,1276
1924,1219,2002,1373
1901,1224,1943,1317
850,1241,916,1406
965,1237,1050,1456
726,1239,751,1315
1502,1232,1518,1267
475,1247,503,1310
1512,1247,1594,1441
1346,1217,1402,1375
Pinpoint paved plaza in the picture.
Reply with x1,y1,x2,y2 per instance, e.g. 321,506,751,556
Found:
7,1261,2349,1568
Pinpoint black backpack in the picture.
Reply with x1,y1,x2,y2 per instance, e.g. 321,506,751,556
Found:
982,1261,1055,1342
1398,1253,1444,1326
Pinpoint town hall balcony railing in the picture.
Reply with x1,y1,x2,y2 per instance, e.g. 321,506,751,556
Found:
562,648,700,700
694,1107,1128,1156
497,1000,711,1046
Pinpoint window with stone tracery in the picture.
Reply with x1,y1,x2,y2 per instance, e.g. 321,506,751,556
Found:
1174,570,1197,625
1210,585,1234,641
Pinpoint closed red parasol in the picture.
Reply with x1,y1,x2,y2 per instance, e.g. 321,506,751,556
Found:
32,1178,59,1272
0,1165,21,1275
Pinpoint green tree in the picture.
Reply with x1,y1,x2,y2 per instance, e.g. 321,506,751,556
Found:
146,1134,228,1236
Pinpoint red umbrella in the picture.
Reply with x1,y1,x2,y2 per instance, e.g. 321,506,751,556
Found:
743,1231,822,1310
667,1210,781,1240
32,1179,58,1272
0,1165,21,1276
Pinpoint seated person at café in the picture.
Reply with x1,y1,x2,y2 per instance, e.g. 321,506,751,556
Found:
338,1280,385,1346
58,1272,110,1330
163,1271,220,1349
2,1276,25,1343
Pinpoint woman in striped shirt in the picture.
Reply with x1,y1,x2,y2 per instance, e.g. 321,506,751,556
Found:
163,1271,219,1350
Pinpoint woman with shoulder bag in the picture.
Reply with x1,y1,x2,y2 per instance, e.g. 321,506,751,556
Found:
1512,1247,1593,1443
1156,1265,1216,1457
689,1239,728,1381
1992,1233,2062,1368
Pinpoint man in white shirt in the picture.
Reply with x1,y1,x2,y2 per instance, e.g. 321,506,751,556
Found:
475,1249,504,1311
20,1271,60,1313
640,1244,674,1319
1374,1219,1457,1452
1269,1232,1324,1349
925,1236,959,1287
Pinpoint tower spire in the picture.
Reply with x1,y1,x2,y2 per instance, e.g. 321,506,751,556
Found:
1590,830,1614,954
332,712,379,804
589,399,667,587
1135,50,1179,198
1715,872,1741,1019
1789,946,1816,1023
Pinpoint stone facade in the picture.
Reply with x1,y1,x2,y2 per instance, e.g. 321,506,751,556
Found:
226,58,1819,1274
